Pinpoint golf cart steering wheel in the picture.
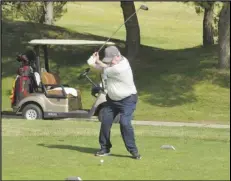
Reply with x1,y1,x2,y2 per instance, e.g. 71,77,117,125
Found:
78,68,91,80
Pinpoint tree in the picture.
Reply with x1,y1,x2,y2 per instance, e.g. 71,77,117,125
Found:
202,2,215,46
218,2,230,69
2,2,67,24
1,2,18,20
194,2,215,46
120,1,140,60
45,2,54,25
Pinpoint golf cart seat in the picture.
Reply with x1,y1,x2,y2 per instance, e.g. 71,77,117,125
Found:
41,72,78,97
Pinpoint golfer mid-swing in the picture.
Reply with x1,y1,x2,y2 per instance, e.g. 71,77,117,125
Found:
87,46,141,159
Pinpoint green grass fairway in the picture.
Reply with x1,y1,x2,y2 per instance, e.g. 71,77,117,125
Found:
55,2,203,49
1,2,230,123
2,119,230,180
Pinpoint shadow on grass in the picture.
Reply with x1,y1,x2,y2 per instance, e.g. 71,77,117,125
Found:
1,20,230,109
37,143,131,158
134,45,230,107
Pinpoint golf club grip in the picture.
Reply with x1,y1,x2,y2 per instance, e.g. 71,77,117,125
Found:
97,8,141,53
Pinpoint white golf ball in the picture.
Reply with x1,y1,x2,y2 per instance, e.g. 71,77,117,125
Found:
100,159,104,163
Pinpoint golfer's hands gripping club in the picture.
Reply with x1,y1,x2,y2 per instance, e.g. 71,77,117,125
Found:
92,52,108,68
93,52,100,63
87,52,99,66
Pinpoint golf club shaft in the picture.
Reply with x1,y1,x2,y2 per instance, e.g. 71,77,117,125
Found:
97,7,142,53
85,75,106,94
85,75,99,88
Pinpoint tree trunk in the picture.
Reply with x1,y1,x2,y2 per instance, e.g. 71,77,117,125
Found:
121,1,140,61
39,4,46,24
218,2,230,69
203,2,214,46
45,2,53,25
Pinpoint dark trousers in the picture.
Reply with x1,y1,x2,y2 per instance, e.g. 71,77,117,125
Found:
99,94,138,154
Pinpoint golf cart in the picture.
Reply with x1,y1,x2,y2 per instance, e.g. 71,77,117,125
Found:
9,39,120,122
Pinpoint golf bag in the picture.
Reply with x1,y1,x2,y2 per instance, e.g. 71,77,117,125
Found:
10,50,37,107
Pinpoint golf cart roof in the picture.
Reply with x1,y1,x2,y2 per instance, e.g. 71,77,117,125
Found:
28,39,115,46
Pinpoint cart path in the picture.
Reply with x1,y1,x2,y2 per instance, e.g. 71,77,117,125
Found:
132,120,230,129
89,117,230,129
2,114,229,129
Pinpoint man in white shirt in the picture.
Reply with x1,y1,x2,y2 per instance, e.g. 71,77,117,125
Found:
87,46,141,159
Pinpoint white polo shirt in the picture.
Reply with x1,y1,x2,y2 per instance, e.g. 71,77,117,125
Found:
104,57,137,101
87,56,137,101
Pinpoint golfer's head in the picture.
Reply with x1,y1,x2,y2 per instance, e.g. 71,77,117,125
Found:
102,46,121,65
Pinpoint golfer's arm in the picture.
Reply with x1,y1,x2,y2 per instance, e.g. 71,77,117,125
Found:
91,64,104,70
96,60,108,68
87,56,103,71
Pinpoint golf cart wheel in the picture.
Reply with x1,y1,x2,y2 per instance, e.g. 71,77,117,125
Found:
22,104,43,120
98,107,120,123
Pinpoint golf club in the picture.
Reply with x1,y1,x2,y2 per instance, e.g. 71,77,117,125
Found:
97,4,149,53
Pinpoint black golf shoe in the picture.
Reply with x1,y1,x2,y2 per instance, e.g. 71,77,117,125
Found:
95,149,110,157
131,152,142,160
